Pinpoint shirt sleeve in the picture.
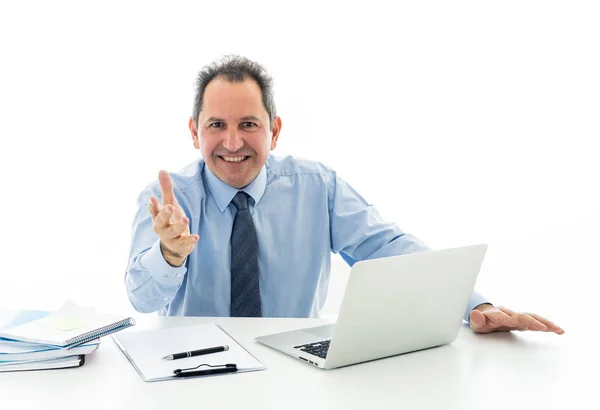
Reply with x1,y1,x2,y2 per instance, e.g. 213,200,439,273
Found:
328,173,490,322
124,186,187,314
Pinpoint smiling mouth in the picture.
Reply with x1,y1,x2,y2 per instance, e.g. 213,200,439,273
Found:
219,155,249,163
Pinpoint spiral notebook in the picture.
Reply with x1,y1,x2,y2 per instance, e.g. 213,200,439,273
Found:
0,301,135,349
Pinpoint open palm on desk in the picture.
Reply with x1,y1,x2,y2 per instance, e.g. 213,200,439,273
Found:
469,304,564,334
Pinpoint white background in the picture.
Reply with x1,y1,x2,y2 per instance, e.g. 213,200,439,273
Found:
0,1,597,328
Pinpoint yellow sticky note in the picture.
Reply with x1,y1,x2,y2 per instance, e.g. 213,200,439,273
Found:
45,316,87,331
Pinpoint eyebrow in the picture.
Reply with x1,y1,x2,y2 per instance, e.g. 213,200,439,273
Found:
204,116,262,124
240,116,261,123
205,117,226,124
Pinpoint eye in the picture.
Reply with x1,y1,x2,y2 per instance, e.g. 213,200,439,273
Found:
241,122,257,128
209,122,225,128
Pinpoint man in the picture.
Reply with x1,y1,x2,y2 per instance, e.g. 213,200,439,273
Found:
125,55,563,335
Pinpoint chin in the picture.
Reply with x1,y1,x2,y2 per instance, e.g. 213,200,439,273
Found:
225,179,248,189
209,159,261,189
221,173,254,189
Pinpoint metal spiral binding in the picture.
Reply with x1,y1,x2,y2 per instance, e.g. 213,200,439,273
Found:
64,318,136,349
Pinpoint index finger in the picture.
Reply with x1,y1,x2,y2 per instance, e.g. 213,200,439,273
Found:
482,308,513,328
527,313,564,334
158,170,176,206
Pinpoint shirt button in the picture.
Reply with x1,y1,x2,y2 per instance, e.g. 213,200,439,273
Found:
176,273,182,278
163,297,169,301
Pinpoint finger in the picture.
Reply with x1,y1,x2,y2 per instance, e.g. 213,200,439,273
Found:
498,306,517,316
498,307,545,331
484,308,514,327
153,205,175,233
469,310,496,333
172,203,185,220
175,233,199,248
527,313,564,334
148,196,161,219
164,233,199,256
470,310,512,333
469,309,486,329
486,307,519,328
514,313,547,331
164,215,190,239
158,170,176,206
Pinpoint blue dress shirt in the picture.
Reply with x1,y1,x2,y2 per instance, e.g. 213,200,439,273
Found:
125,155,488,320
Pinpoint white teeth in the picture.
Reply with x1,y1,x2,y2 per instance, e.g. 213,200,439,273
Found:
222,156,246,163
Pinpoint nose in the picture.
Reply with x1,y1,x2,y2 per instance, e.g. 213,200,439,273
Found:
221,128,244,152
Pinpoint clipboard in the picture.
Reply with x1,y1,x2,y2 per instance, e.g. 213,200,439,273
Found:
112,323,265,382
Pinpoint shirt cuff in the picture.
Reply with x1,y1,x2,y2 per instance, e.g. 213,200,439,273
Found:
464,291,492,322
141,240,188,286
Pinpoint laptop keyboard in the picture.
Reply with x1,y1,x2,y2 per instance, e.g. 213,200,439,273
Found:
294,340,330,359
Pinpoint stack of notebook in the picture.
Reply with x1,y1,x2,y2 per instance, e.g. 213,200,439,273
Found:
0,301,135,372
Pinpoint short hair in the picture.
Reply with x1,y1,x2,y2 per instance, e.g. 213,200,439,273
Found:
192,55,276,130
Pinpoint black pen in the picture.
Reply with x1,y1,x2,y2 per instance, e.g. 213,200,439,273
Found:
161,345,229,360
173,363,238,377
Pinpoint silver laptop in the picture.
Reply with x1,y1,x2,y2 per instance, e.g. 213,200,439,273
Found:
255,244,487,369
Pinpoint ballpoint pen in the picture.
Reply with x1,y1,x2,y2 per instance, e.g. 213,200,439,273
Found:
161,345,229,360
173,363,238,377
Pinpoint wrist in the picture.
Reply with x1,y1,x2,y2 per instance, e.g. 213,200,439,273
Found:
160,242,186,267
473,303,494,312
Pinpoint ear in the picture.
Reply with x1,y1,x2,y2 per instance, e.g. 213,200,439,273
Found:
270,116,282,150
189,117,200,150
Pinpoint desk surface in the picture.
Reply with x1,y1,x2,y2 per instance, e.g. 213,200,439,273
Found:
1,316,596,410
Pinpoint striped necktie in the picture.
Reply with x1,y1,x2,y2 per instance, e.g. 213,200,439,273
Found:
230,191,262,317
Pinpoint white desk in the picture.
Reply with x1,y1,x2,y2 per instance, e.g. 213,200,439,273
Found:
1,316,596,410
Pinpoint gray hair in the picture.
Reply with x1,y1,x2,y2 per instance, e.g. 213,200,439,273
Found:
192,55,277,130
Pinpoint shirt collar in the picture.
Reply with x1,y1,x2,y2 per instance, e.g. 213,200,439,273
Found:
203,162,267,213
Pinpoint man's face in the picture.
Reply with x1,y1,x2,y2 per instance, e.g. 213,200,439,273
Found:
189,78,281,189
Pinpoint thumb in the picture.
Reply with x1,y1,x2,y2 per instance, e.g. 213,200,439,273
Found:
469,309,487,330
